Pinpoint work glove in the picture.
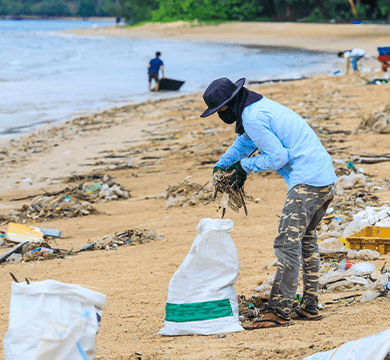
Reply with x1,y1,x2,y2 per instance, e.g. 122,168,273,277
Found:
213,166,225,174
226,161,247,188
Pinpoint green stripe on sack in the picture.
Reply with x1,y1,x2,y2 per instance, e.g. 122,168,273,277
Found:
165,299,233,323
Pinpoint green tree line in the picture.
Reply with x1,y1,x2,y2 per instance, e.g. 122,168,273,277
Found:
0,0,120,17
1,0,389,23
121,0,389,23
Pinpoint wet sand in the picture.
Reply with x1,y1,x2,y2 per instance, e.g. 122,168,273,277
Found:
1,23,390,360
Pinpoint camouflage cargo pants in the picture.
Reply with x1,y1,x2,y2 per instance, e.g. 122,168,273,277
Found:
267,183,335,320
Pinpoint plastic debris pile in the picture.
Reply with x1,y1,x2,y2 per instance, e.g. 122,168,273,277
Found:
0,193,99,225
309,168,390,303
255,254,389,305
80,174,130,202
0,225,69,264
319,265,389,303
0,175,130,225
85,229,162,251
21,241,68,262
357,104,390,134
1,224,163,265
315,170,389,243
317,204,390,244
254,170,390,304
237,295,266,325
156,176,212,209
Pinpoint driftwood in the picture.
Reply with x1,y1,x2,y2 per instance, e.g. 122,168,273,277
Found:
357,157,390,164
9,273,19,283
351,154,390,164
64,173,105,183
248,77,307,85
10,187,77,202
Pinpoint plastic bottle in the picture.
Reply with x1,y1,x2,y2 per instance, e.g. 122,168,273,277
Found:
40,248,54,254
30,248,54,255
334,216,342,224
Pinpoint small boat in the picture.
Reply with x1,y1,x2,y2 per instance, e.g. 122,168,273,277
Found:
159,78,185,91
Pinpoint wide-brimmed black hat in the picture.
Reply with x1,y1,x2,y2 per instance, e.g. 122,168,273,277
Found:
200,77,245,118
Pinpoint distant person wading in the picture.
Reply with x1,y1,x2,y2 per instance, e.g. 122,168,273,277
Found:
148,51,165,91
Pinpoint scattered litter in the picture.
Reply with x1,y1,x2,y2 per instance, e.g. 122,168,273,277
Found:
0,242,29,263
237,295,266,325
360,290,380,302
39,228,61,238
360,273,389,303
318,260,387,295
0,175,130,224
337,259,355,271
357,103,390,134
336,171,367,195
255,275,275,299
368,78,388,85
343,206,390,237
6,253,22,264
318,238,347,255
347,249,380,260
326,207,335,215
81,229,162,252
156,177,212,209
6,223,44,243
0,225,162,264
319,268,358,287
350,262,376,274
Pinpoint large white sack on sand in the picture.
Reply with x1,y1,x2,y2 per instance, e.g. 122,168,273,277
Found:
3,280,106,360
302,327,390,360
159,218,244,336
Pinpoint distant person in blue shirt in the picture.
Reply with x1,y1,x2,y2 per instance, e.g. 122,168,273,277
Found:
147,51,165,91
201,77,337,329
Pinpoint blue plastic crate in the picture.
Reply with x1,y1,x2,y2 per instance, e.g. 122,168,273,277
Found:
378,47,390,56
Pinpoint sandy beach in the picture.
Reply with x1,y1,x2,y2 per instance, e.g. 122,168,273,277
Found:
65,21,390,56
1,23,390,359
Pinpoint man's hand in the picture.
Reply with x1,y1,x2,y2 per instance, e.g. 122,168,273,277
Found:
226,161,247,188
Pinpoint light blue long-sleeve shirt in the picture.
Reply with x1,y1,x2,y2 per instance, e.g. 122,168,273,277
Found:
215,96,337,192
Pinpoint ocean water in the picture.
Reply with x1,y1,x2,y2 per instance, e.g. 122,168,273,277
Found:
0,20,338,136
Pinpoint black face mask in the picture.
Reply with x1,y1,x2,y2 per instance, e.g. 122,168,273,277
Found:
218,107,237,124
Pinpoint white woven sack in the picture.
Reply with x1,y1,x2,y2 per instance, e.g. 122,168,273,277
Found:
302,327,390,360
3,280,107,360
160,218,244,335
